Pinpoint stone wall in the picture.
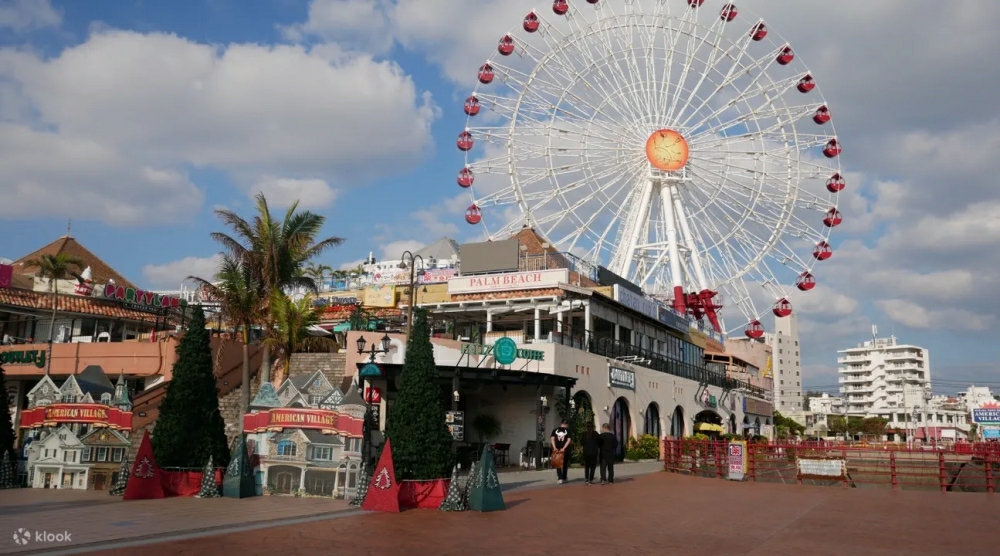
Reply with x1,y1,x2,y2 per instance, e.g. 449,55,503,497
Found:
288,352,348,388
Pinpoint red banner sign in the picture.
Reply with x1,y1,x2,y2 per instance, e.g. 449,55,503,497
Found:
243,408,363,436
19,403,132,430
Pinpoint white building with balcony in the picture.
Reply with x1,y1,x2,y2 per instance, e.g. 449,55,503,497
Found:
765,313,803,413
838,335,929,413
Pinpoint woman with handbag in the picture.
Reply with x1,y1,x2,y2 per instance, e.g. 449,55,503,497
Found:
550,420,572,484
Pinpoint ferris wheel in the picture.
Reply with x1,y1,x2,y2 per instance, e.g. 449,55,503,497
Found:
455,0,844,337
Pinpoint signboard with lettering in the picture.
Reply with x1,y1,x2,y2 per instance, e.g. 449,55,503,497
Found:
243,408,363,436
446,411,465,441
728,441,746,481
608,366,636,391
448,269,569,295
657,306,689,332
363,285,397,308
420,269,456,284
983,427,1000,439
19,403,132,431
0,349,45,368
461,342,544,363
101,283,186,313
797,458,846,480
612,284,658,320
744,397,773,417
972,407,1000,425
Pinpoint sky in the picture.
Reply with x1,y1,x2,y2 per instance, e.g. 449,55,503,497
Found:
1,0,998,394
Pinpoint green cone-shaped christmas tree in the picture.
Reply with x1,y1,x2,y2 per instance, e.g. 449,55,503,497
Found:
197,456,220,498
438,463,467,512
153,306,230,469
384,309,453,480
462,460,478,506
349,463,371,506
223,434,256,498
0,451,14,489
108,456,130,496
468,445,505,512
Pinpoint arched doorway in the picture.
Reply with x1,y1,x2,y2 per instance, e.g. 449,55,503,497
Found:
611,397,631,462
693,410,724,438
670,406,685,438
573,391,595,429
644,403,661,438
729,414,737,434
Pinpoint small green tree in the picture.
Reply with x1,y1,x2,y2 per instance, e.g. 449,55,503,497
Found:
385,309,453,480
773,411,806,437
153,306,230,468
0,364,16,465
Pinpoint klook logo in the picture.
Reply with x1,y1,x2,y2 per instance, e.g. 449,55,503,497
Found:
10,529,73,545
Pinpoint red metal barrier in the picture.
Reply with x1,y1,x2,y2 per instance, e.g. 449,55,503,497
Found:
662,439,1000,493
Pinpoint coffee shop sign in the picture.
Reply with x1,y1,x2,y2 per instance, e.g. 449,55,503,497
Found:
103,284,186,310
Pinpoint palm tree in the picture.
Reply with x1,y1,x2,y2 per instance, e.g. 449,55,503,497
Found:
189,254,261,412
24,253,83,375
303,262,333,290
211,192,344,384
265,292,336,384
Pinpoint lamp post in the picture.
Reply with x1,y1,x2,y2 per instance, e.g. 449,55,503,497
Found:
356,333,392,468
398,251,425,338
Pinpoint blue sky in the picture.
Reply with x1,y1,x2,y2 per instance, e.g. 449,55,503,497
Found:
2,0,1000,393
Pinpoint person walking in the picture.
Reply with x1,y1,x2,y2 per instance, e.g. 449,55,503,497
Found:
582,421,601,485
598,423,618,485
550,419,572,484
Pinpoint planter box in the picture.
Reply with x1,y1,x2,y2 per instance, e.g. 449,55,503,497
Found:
398,479,450,509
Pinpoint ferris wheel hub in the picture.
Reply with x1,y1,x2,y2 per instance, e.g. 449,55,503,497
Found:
645,129,689,172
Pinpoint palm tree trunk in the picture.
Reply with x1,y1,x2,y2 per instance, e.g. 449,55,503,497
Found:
260,344,271,384
46,284,57,376
241,341,251,413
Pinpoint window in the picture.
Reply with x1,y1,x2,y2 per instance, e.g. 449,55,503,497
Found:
795,351,799,356
83,447,91,462
277,441,297,456
97,447,108,462
309,395,324,405
101,393,112,404
64,450,72,462
312,446,333,460
795,341,798,346
780,380,784,385
779,349,783,354
113,448,124,462
781,390,785,395
779,360,783,364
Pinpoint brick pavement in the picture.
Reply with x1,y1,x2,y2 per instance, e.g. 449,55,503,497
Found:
91,473,1000,556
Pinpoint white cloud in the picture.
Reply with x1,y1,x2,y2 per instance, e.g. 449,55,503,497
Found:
281,0,394,54
877,299,931,329
142,255,222,289
381,239,425,260
250,177,339,210
0,29,438,224
0,0,61,31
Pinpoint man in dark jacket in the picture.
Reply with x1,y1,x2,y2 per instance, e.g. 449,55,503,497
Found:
582,421,601,485
598,423,618,484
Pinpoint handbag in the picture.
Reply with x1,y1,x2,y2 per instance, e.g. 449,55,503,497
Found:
550,450,565,469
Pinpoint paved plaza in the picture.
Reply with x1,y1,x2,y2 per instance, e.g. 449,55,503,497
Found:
3,462,999,555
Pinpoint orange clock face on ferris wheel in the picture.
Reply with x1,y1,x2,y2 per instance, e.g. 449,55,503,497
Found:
645,129,690,172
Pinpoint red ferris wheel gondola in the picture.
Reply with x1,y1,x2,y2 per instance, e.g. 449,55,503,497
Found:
796,271,816,291
457,131,474,151
721,4,737,21
823,139,842,158
826,173,845,192
823,208,842,227
523,12,540,32
777,46,795,65
498,35,515,56
464,96,481,116
744,320,764,339
478,64,495,84
772,298,793,318
751,22,767,41
553,0,569,16
465,204,482,225
457,167,474,188
813,105,831,125
797,74,816,93
813,241,833,260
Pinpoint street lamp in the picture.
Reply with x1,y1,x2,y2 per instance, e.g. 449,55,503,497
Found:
398,251,425,338
356,333,392,467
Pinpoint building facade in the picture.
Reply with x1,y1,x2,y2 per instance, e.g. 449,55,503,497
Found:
766,313,803,412
837,335,929,413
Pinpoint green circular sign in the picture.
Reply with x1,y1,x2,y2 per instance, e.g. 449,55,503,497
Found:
493,337,518,366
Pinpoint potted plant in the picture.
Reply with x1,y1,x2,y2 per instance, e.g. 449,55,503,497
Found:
473,413,503,443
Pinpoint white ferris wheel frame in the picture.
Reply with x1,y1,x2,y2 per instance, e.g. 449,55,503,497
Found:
458,0,843,334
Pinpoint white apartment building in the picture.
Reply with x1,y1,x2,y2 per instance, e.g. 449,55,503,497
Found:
766,313,803,412
809,393,844,414
837,335,929,413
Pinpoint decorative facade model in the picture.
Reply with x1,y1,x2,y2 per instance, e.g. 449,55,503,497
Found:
243,370,366,497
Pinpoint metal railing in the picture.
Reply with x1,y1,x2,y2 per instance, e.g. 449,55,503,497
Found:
518,252,599,282
663,439,1000,493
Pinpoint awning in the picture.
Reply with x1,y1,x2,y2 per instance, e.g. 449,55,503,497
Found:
696,423,725,433
307,325,331,336
333,322,352,332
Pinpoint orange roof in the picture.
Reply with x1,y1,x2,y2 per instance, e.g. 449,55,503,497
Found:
0,287,159,321
12,235,135,288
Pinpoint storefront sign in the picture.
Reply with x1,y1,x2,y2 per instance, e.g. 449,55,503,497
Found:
699,389,718,408
982,427,1000,439
728,441,746,481
657,306,689,332
102,283,186,312
613,284,658,320
359,363,382,378
0,349,45,368
608,366,636,391
314,296,360,307
448,269,568,295
364,386,382,404
743,397,773,417
797,458,846,480
972,407,1000,425
363,285,396,308
446,411,465,441
370,270,410,285
243,408,362,435
19,403,132,430
460,341,544,363
420,269,456,284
